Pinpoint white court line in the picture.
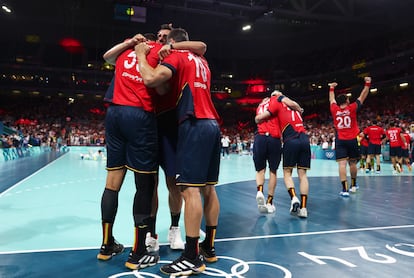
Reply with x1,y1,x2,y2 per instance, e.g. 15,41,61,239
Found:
1,224,413,255
214,224,414,242
0,154,68,198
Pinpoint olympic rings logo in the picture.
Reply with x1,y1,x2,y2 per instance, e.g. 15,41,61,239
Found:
108,256,292,278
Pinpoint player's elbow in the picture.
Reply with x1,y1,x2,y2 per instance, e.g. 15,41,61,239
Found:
143,77,158,88
199,43,207,55
103,54,116,65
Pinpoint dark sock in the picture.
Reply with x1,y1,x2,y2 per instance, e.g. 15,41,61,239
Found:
132,225,148,255
201,225,217,249
300,195,307,209
266,195,273,205
341,180,348,192
171,213,180,227
351,178,356,187
288,187,296,198
184,236,199,259
101,222,113,245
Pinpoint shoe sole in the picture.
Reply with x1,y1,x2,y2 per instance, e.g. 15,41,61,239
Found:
298,210,308,218
200,249,218,263
125,261,158,270
125,254,160,270
199,247,218,263
290,202,300,214
256,193,265,206
160,264,206,276
258,205,268,213
97,253,112,261
265,204,275,214
203,256,218,263
97,247,125,261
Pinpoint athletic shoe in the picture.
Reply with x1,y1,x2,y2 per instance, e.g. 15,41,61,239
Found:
145,233,159,253
125,251,159,270
365,169,371,174
375,170,381,174
265,203,276,214
349,186,358,193
290,196,300,215
199,244,218,263
297,208,308,218
97,238,124,261
256,191,265,206
160,254,206,276
168,226,185,250
396,164,402,173
258,204,268,213
256,191,266,213
339,191,350,197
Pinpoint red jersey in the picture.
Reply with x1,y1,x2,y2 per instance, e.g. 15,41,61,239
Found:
402,133,411,150
161,50,220,122
256,97,281,138
267,97,305,141
330,102,360,140
364,125,385,145
153,80,176,115
359,134,369,147
112,42,162,112
385,127,403,148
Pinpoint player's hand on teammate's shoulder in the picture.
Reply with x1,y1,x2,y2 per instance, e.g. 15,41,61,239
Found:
135,42,150,56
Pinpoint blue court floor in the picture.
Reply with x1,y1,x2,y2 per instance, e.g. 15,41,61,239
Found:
0,148,413,278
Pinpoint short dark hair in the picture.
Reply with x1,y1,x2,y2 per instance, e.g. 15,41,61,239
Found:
144,33,157,41
336,94,348,105
160,23,172,31
167,28,189,42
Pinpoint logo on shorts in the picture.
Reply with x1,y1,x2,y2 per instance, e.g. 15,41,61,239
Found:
325,151,335,159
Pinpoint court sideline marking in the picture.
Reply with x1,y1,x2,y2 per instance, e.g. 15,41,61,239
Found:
0,154,68,197
1,224,412,255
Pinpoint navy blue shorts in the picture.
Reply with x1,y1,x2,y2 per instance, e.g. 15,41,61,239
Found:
282,133,311,169
368,143,382,155
335,138,360,161
157,110,178,177
401,149,409,158
105,105,158,173
252,134,282,172
360,145,368,156
176,119,221,186
389,146,402,157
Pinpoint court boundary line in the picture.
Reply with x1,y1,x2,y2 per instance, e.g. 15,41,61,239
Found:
0,154,67,197
1,224,413,255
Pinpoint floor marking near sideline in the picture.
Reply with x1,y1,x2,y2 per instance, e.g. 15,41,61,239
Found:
0,153,68,197
214,224,414,242
1,224,412,256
